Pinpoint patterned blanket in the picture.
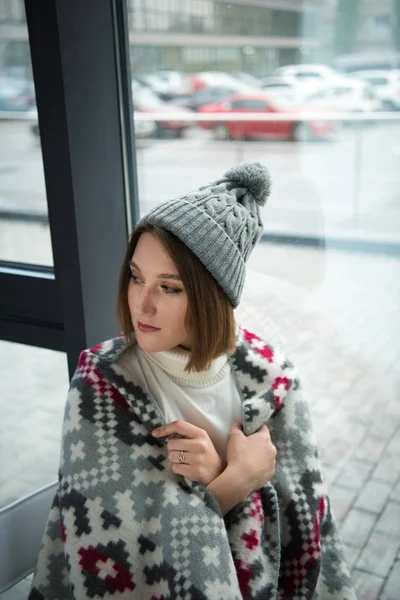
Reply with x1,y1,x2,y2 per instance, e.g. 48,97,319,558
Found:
30,326,356,599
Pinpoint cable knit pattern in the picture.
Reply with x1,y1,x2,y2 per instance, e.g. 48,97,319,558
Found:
29,326,355,600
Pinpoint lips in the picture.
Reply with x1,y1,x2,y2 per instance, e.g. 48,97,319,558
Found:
137,321,161,333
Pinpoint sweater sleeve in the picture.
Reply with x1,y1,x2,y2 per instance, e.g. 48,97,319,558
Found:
29,488,70,599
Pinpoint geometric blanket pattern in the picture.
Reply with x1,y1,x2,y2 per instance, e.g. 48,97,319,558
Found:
29,326,356,599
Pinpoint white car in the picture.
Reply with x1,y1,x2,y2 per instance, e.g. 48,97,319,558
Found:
305,78,381,115
351,70,400,111
233,72,262,88
260,75,320,99
189,71,252,90
139,71,192,99
134,115,156,139
272,64,343,84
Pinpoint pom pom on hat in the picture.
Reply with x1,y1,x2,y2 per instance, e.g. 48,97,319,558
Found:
224,161,271,206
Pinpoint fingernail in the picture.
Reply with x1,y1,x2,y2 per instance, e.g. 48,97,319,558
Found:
152,428,161,436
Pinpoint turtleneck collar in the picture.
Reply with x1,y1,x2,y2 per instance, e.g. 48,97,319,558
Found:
138,345,229,388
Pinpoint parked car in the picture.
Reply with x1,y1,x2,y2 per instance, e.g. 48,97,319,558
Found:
333,51,400,74
0,76,34,114
351,70,400,111
170,82,255,111
28,102,156,143
232,72,262,88
305,79,381,115
197,93,336,142
189,71,244,91
137,71,192,101
259,74,321,101
27,107,40,139
272,64,343,83
132,82,193,138
133,114,157,138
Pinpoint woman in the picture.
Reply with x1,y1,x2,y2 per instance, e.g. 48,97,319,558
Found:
30,163,355,599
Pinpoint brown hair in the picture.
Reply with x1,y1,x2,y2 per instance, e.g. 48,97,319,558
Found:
116,223,236,372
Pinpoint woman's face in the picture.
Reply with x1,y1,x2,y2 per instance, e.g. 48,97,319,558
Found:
128,233,192,353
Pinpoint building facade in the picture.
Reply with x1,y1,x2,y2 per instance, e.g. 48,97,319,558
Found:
127,0,320,75
318,0,400,69
1,0,399,77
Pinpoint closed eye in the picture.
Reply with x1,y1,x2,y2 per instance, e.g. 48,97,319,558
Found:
161,284,183,295
130,272,182,295
130,273,142,284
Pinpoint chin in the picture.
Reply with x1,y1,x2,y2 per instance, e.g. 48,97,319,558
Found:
135,331,170,353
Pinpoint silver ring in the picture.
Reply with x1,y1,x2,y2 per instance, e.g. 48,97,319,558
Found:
178,450,185,464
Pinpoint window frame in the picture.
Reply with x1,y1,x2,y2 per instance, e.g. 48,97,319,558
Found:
0,0,139,378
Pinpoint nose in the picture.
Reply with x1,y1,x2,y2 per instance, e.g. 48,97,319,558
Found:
137,285,156,317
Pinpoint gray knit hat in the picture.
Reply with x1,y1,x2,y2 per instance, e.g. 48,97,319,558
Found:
140,162,271,307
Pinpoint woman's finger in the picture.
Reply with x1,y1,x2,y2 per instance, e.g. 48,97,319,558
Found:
167,438,196,453
168,450,190,465
152,420,203,439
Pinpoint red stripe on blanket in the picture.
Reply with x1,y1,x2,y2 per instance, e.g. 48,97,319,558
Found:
234,559,253,598
272,377,291,408
78,352,130,410
249,490,265,525
240,327,275,363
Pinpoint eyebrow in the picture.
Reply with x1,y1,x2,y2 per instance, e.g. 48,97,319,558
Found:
129,260,182,281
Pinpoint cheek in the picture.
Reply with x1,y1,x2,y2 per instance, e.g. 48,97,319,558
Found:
174,297,189,331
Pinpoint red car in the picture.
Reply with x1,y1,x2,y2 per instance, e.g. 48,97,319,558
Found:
197,93,336,142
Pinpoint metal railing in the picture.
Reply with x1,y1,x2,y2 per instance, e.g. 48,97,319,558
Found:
132,110,400,122
2,109,400,122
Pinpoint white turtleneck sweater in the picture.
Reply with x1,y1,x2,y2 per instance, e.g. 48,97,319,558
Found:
116,344,242,460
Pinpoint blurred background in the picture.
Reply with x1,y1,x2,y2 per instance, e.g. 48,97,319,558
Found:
0,1,400,598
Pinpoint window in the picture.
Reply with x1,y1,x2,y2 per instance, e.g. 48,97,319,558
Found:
294,72,322,79
0,341,68,508
1,0,135,518
367,77,389,86
309,89,332,100
263,82,291,89
231,99,267,110
127,3,400,595
363,87,374,101
335,87,353,96
1,2,399,596
0,17,52,265
196,86,233,102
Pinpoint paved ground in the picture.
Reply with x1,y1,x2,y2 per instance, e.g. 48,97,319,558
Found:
1,239,399,599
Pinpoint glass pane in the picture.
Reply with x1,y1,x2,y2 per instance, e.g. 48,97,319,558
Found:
126,1,400,595
0,341,68,508
0,5,53,265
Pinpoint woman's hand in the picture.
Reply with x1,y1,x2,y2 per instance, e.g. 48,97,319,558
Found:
152,420,225,486
207,423,276,515
226,422,276,494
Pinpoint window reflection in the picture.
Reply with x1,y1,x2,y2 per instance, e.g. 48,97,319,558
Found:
127,3,400,596
0,1,52,266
